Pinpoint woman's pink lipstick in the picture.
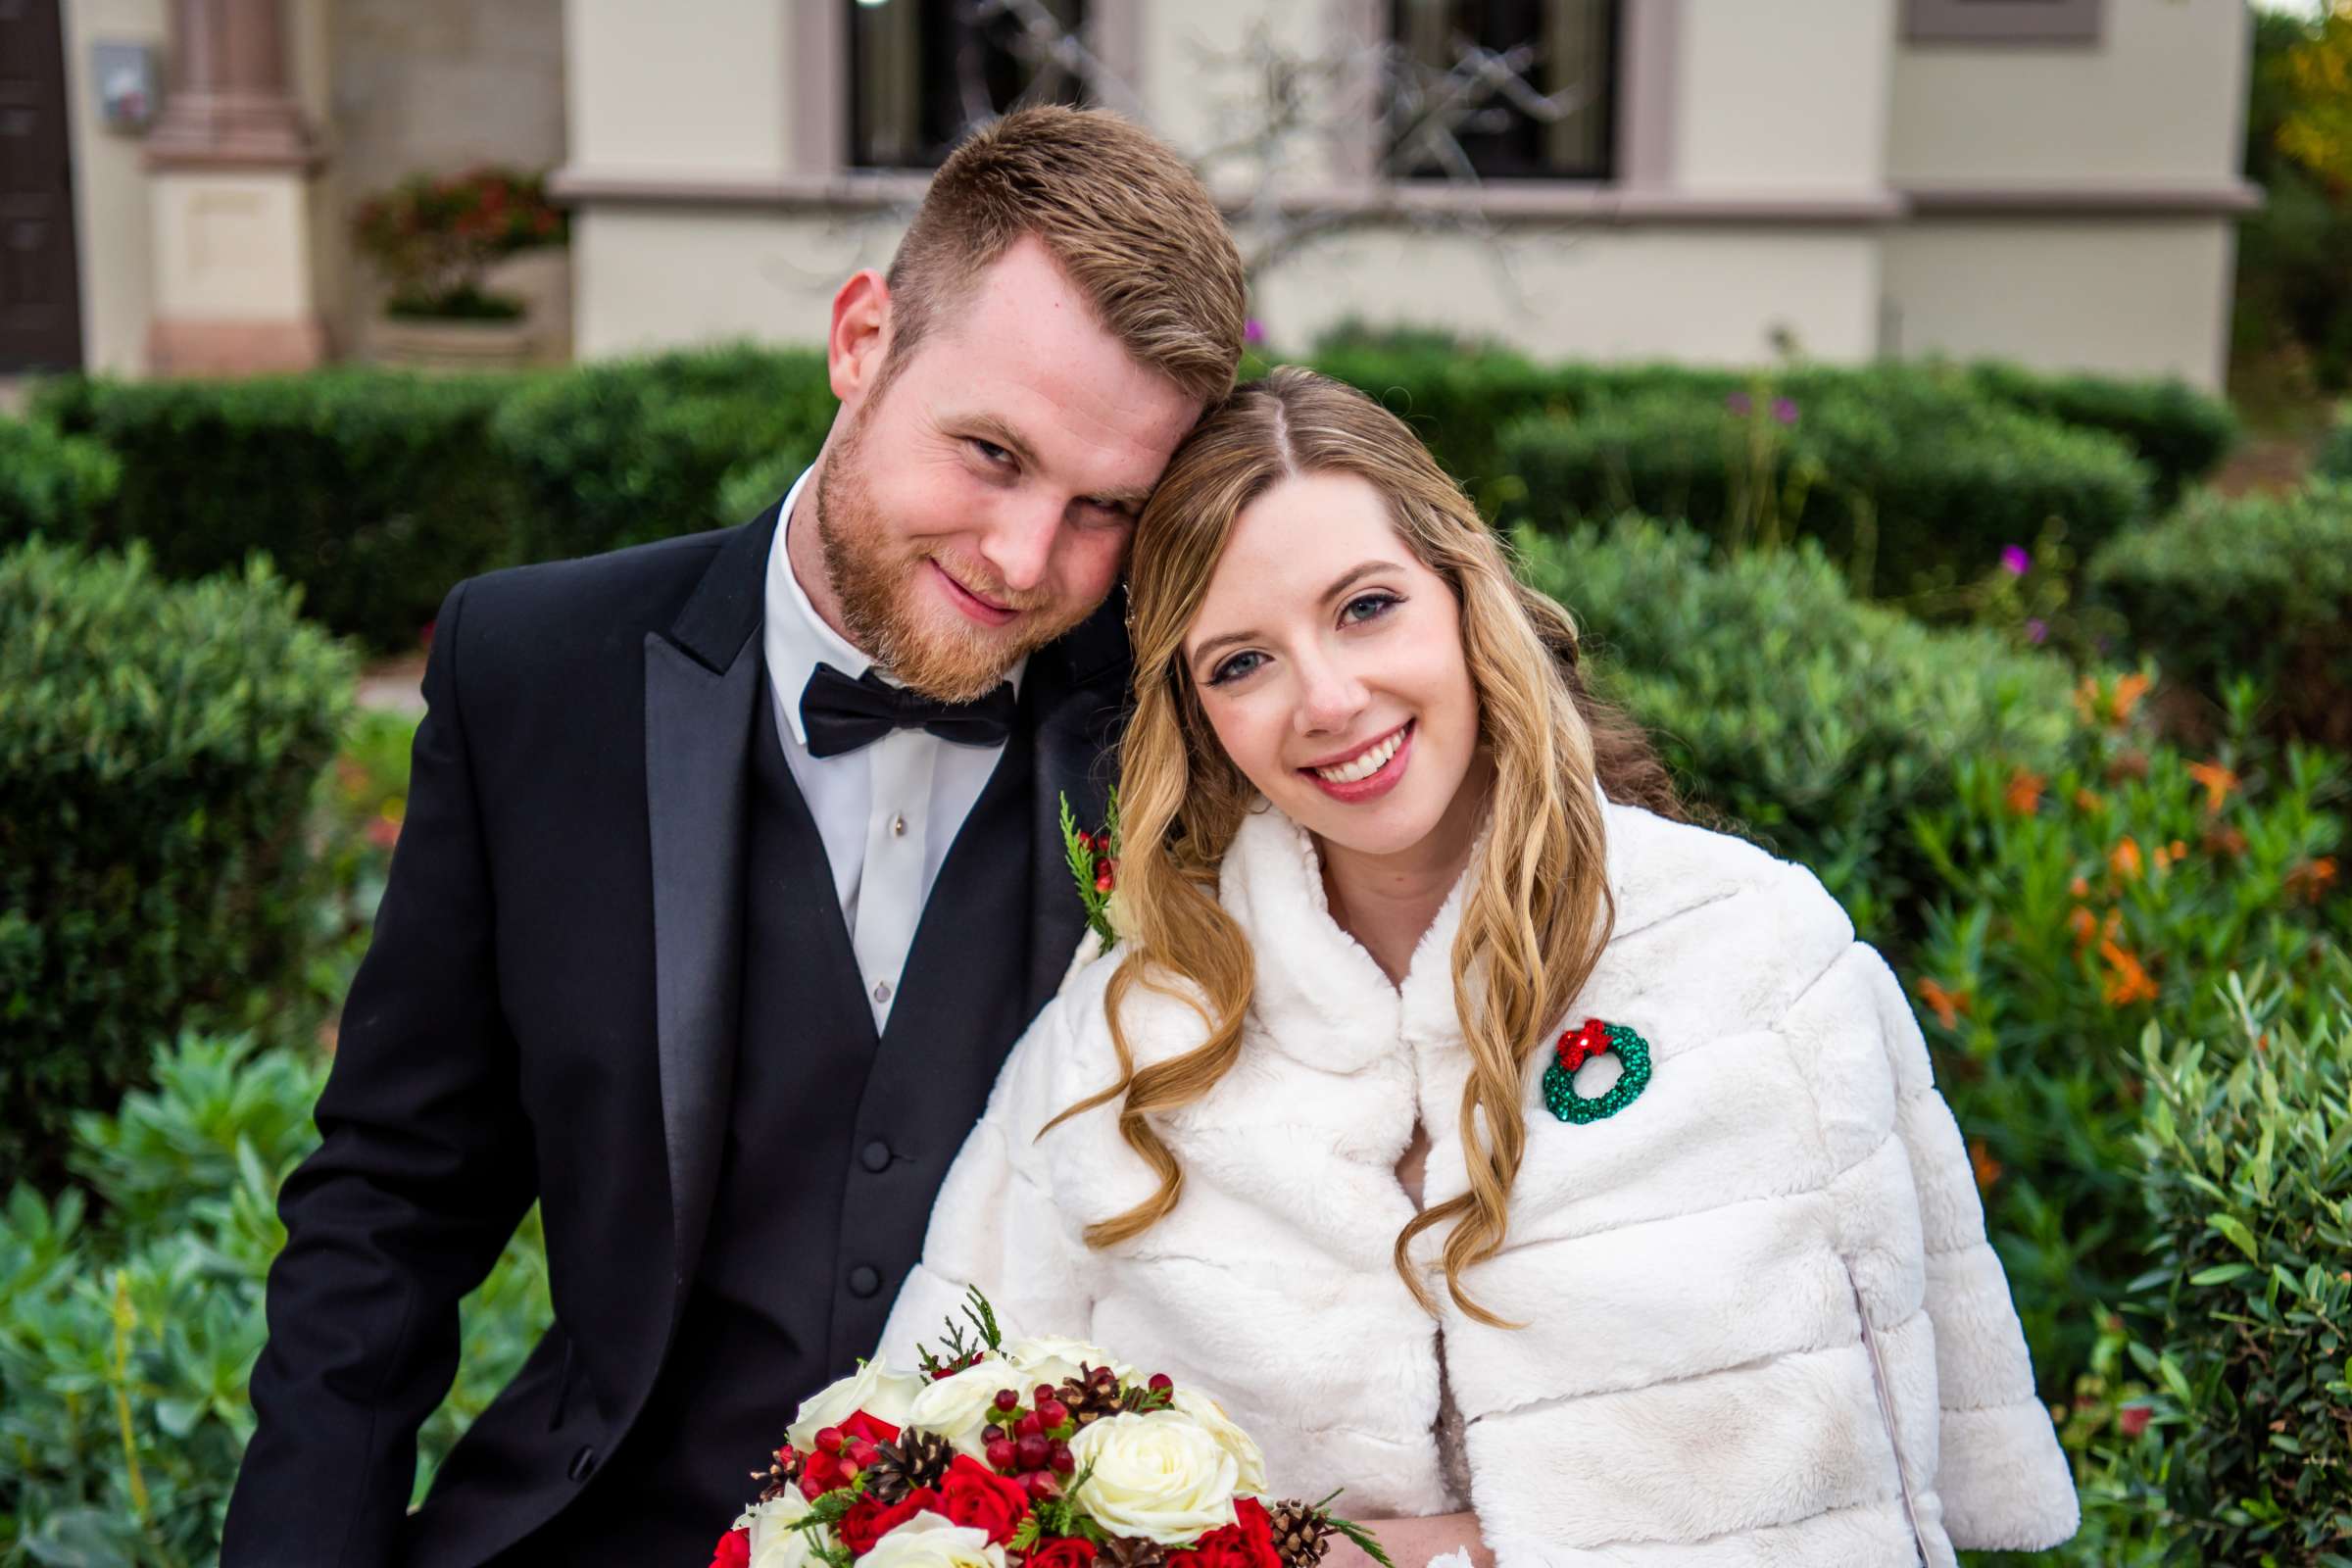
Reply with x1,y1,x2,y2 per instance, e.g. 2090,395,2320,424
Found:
1299,720,1414,804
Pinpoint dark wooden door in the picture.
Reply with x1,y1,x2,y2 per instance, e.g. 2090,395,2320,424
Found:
0,0,82,371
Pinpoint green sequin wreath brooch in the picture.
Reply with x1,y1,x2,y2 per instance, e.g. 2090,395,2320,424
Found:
1543,1017,1653,1124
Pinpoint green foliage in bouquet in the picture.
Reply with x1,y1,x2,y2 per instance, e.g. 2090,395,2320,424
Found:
0,1034,553,1567
2120,975,2352,1565
2091,482,2352,751
1906,678,2349,1406
0,541,355,1186
1517,518,2075,936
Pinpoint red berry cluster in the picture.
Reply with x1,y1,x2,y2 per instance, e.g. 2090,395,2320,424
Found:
985,1384,1078,1500
1555,1018,1613,1073
803,1412,899,1497
1075,829,1116,895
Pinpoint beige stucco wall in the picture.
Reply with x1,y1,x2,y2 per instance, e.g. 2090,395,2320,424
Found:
1882,219,2234,388
572,206,901,361
61,0,168,375
1675,0,1894,192
564,0,788,176
1890,0,2250,184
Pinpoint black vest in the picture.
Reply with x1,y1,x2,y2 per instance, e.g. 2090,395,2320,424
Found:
510,675,1042,1562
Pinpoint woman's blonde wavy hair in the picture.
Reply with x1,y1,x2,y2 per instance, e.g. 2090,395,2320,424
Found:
1050,367,1682,1325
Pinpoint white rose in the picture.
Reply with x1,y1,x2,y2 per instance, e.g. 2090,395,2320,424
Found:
1003,1335,1135,1393
786,1358,925,1451
740,1493,817,1568
905,1355,1012,1456
858,1513,1008,1568
1168,1387,1267,1497
1066,1410,1240,1545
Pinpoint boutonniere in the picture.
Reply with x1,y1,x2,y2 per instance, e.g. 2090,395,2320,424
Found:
1544,1017,1653,1123
1057,789,1120,947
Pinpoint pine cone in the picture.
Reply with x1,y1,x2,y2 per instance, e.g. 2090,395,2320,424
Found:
1055,1363,1125,1430
863,1430,956,1503
752,1443,807,1503
1098,1538,1168,1568
1264,1500,1332,1568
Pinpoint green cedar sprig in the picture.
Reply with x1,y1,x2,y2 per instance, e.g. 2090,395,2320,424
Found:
1305,1490,1396,1568
1058,789,1121,945
917,1285,1007,1378
1030,1460,1107,1542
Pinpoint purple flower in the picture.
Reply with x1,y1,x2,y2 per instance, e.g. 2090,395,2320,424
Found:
1771,397,1798,425
1725,391,1752,416
1244,317,1265,347
2000,544,2032,576
2025,617,2048,644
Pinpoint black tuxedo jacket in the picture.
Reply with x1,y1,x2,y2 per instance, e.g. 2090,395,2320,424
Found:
221,500,1128,1567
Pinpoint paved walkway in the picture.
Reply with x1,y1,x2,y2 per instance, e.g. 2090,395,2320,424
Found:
357,657,427,714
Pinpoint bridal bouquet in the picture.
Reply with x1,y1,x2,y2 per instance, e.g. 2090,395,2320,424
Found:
708,1290,1388,1568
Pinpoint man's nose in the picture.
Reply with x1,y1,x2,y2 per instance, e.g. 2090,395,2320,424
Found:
977,495,1064,595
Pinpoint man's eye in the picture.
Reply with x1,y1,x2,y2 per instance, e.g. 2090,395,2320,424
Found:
1207,651,1265,687
968,438,1012,466
1343,592,1399,624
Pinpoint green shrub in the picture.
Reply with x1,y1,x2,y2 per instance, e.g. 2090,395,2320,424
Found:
2090,482,2352,750
1516,517,2076,935
492,342,833,560
2318,401,2352,481
0,416,121,542
1300,345,1564,505
1962,360,2237,505
2123,977,2352,1563
0,541,354,1185
1499,372,2153,598
32,369,533,652
1906,683,2349,1408
0,1034,553,1566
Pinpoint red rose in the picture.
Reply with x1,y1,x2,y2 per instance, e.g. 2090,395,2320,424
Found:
1028,1539,1100,1568
710,1528,752,1568
1182,1499,1283,1568
840,1487,944,1555
800,1446,852,1498
937,1453,1032,1544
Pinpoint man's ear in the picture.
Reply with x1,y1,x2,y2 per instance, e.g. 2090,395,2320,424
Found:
827,269,892,406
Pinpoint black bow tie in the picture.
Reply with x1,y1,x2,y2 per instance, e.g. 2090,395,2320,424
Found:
798,662,1017,759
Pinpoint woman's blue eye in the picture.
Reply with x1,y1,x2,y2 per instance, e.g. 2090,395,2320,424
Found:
1344,592,1399,624
1207,651,1265,686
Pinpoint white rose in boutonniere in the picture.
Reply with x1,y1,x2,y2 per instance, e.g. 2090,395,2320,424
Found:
1066,1410,1241,1545
1003,1334,1135,1392
785,1359,924,1450
740,1492,816,1568
1168,1386,1267,1496
905,1355,1010,1456
857,1513,1008,1568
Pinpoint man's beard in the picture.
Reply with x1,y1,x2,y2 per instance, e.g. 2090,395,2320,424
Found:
814,421,1097,704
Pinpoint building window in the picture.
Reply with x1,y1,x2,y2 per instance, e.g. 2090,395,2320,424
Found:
1390,0,1617,180
849,0,1089,171
1904,0,2104,45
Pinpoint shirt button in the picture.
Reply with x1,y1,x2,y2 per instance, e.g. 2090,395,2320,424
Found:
891,813,906,837
860,1140,892,1172
849,1265,882,1298
872,979,892,1004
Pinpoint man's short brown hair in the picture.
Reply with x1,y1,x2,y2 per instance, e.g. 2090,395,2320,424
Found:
882,106,1247,407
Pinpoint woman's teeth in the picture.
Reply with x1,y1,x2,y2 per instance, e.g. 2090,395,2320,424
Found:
1313,727,1404,785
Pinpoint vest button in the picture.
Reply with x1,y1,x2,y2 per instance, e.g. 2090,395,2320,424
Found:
849,1265,882,1298
567,1445,598,1482
860,1140,892,1172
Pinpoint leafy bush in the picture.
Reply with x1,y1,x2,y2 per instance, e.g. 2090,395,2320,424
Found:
1962,360,2236,506
1499,372,2153,598
492,342,832,559
0,1034,552,1567
0,416,121,543
2318,401,2352,480
1906,680,2349,1405
1516,517,2076,935
0,541,354,1185
2090,482,2352,749
32,369,534,652
2121,978,2352,1564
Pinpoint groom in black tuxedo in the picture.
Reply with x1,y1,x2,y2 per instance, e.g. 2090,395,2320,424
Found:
223,108,1246,1568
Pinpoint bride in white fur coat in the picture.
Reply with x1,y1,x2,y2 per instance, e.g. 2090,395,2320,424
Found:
878,368,2077,1568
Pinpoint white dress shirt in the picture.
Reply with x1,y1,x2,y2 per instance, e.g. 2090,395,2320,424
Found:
760,466,1025,1032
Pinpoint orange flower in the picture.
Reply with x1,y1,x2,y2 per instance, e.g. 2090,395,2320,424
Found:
2068,906,2098,947
1916,977,1971,1030
2152,839,2188,872
1969,1139,2003,1194
2075,672,2153,727
2187,760,2238,812
2109,837,2144,881
2112,672,2153,721
2098,939,2160,1006
2285,857,2340,904
2074,788,2104,814
2004,768,2044,816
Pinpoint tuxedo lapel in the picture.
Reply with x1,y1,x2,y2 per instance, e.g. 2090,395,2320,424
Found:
643,505,775,1310
1023,596,1133,1015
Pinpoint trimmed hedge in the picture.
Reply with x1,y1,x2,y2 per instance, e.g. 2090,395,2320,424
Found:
1499,371,2153,598
0,417,120,543
0,541,354,1185
2090,482,2352,748
32,369,531,652
1516,516,2076,935
1961,360,2238,505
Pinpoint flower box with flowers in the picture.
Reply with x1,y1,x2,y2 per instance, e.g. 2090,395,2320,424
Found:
708,1291,1387,1568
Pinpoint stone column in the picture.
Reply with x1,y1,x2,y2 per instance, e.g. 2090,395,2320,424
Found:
144,0,328,374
